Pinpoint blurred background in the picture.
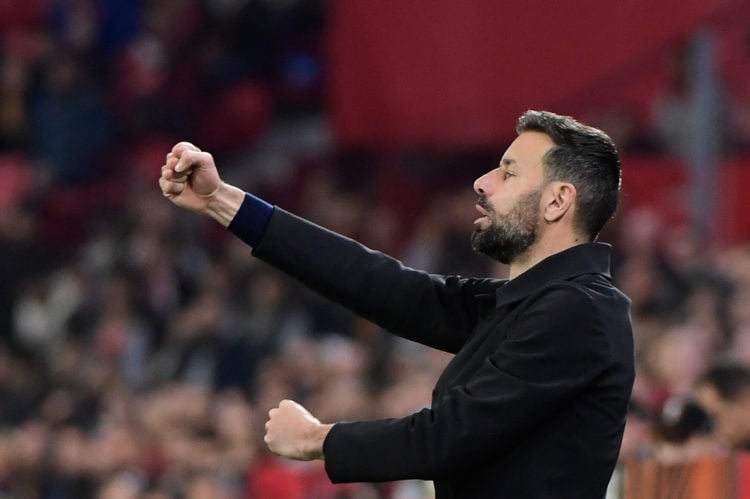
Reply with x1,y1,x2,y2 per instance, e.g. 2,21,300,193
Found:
1,0,750,498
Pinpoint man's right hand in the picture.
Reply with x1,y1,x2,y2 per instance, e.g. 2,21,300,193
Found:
159,142,245,227
159,142,223,213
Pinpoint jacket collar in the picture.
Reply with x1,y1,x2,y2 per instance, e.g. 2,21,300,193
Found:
494,242,612,308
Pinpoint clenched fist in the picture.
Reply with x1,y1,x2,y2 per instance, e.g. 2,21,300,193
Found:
159,142,245,226
264,400,333,461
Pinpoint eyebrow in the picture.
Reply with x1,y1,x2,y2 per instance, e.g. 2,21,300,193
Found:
499,157,517,168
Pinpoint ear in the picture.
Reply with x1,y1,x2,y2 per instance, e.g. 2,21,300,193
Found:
543,182,576,223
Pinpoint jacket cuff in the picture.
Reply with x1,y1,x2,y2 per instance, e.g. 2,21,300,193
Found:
226,192,274,247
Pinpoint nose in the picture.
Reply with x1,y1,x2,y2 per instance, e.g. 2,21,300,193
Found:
473,171,492,196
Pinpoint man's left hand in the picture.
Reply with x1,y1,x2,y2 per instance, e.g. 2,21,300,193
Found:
264,399,333,461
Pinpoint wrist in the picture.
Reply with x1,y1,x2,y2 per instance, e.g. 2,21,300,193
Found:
309,423,334,461
204,183,246,227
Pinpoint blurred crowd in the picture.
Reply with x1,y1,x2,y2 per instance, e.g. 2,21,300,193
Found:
1,1,750,498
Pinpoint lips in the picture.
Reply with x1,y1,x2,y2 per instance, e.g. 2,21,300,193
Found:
474,204,490,226
473,199,495,227
475,204,490,217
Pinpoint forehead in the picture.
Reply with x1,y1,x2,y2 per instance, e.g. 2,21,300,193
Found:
502,131,555,170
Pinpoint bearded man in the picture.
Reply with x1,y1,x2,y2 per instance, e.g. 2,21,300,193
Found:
159,110,635,499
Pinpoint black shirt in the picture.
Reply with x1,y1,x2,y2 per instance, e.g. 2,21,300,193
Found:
231,205,635,499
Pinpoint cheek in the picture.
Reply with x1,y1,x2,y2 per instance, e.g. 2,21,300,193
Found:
487,194,516,215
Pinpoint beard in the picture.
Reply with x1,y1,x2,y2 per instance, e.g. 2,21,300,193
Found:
470,188,542,264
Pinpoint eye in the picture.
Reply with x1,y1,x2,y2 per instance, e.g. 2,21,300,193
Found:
503,171,514,180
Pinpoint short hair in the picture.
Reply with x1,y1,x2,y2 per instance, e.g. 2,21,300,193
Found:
516,110,621,240
699,363,750,402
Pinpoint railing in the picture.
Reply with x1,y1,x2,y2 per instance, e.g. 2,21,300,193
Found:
611,453,750,499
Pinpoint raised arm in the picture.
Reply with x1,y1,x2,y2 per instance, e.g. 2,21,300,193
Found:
248,207,498,352
159,142,496,353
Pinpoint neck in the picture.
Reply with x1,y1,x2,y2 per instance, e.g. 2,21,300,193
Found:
508,231,586,280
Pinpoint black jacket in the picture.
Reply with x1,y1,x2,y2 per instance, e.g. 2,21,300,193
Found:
244,207,635,499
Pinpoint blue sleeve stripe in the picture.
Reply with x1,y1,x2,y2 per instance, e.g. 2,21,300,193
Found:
227,192,274,247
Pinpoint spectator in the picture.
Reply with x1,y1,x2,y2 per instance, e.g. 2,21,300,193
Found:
694,362,750,451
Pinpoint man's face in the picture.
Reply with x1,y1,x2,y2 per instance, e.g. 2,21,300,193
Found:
470,131,553,264
470,187,542,264
695,384,750,449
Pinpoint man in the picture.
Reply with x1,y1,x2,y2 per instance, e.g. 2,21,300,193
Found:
159,110,635,498
694,363,750,451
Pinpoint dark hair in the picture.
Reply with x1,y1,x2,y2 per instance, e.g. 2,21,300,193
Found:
516,110,621,240
699,363,750,401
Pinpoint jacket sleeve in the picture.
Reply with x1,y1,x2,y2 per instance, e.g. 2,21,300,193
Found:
322,283,614,482
249,207,497,353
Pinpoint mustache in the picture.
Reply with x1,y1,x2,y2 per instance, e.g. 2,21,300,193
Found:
477,197,495,215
